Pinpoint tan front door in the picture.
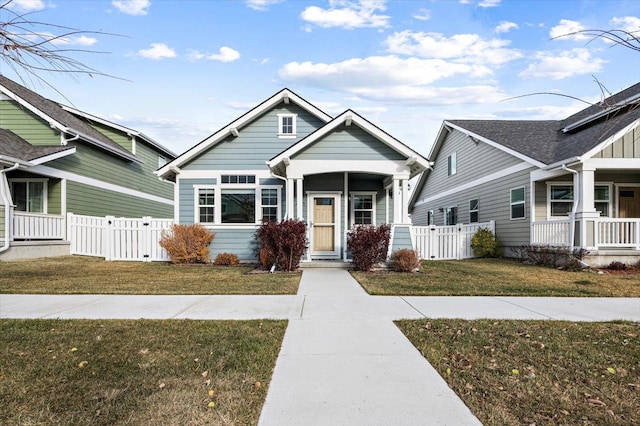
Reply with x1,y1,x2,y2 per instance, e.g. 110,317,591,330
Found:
619,187,640,218
310,195,340,258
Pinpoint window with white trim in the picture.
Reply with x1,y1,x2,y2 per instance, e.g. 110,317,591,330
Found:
351,193,376,226
447,152,457,176
444,206,457,225
261,188,278,222
510,186,525,220
278,114,297,138
469,199,479,223
197,188,215,223
594,185,611,217
548,183,611,217
222,188,255,223
221,174,255,184
10,179,47,213
427,210,435,225
158,155,167,168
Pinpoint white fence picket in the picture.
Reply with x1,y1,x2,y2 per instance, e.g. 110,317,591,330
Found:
411,221,495,261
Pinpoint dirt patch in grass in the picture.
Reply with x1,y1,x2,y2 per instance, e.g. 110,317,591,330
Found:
397,319,640,426
0,256,300,295
0,319,287,425
353,258,640,297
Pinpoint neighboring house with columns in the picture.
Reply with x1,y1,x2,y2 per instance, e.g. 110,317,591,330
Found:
157,88,430,262
409,82,640,267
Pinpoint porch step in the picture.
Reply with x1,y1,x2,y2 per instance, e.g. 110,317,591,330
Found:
300,260,351,269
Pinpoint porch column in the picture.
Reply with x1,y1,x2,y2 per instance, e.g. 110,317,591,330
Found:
392,178,401,224
402,179,410,224
296,178,303,219
574,165,599,250
286,178,294,220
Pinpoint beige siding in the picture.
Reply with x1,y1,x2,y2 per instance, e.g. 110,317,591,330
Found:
593,128,640,158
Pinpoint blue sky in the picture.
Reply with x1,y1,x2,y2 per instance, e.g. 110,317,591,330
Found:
2,0,640,157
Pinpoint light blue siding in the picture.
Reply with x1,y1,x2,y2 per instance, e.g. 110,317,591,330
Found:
294,125,406,161
210,228,258,260
178,178,216,224
390,226,413,252
182,103,325,170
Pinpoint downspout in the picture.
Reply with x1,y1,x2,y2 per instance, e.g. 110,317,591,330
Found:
561,164,579,251
0,163,20,253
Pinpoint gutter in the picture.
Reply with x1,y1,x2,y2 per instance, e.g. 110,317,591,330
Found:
0,163,20,253
560,164,589,269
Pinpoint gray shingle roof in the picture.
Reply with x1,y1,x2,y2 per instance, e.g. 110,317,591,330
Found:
0,75,138,161
0,128,74,163
449,83,640,165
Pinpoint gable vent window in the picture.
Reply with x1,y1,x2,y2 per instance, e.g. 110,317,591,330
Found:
278,114,297,138
221,175,255,184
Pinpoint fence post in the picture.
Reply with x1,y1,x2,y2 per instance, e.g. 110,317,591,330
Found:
142,216,152,262
105,216,115,261
67,213,73,249
429,225,436,260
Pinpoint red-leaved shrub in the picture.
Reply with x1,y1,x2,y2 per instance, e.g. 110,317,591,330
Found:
347,224,391,271
213,252,240,266
256,219,308,271
389,249,421,272
160,224,215,264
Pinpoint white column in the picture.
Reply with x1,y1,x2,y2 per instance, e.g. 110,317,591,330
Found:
401,179,409,224
576,166,596,213
286,178,294,220
392,178,402,224
296,178,303,219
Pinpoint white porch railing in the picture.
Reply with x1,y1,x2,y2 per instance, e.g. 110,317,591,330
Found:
412,221,495,260
531,218,640,250
12,212,65,240
531,220,572,246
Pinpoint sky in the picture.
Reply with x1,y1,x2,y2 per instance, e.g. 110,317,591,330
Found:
2,0,640,158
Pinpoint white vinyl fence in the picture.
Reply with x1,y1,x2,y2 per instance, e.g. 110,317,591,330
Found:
68,213,174,261
412,221,495,260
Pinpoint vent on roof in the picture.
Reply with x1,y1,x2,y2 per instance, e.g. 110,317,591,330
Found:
562,92,640,133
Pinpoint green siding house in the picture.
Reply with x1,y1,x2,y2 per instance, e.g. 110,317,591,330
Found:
0,75,176,260
157,89,430,262
409,82,640,267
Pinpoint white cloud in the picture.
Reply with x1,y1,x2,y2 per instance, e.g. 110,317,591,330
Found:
6,0,44,12
412,8,431,21
479,0,501,7
301,0,390,30
495,21,518,34
226,101,258,110
610,16,640,33
188,46,240,63
245,0,283,11
137,43,176,60
112,0,150,16
384,31,523,66
519,48,606,80
549,19,588,41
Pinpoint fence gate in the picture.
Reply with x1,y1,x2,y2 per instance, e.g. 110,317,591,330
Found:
68,214,173,262
412,221,495,260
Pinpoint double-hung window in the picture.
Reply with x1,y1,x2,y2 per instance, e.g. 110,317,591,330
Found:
278,114,297,138
10,179,47,213
351,193,375,226
197,188,215,223
510,186,525,220
469,199,479,223
261,188,278,222
444,206,457,225
548,183,611,218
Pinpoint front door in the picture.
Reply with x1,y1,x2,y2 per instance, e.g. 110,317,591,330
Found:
310,194,340,258
619,187,640,218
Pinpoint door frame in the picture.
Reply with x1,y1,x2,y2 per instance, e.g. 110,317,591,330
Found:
616,184,640,218
307,192,341,259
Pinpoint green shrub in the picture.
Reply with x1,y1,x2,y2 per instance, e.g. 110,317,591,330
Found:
255,219,308,271
347,224,391,272
213,252,240,266
159,224,215,264
389,249,421,272
470,228,500,258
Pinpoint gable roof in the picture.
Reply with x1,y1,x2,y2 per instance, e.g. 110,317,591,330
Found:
268,109,431,178
0,75,140,163
156,88,332,180
0,128,75,166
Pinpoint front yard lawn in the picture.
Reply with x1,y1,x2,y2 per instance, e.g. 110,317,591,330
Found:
0,319,286,426
397,319,640,426
0,256,299,295
353,258,640,297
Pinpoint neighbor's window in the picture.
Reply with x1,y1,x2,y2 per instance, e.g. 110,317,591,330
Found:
221,188,255,223
594,185,610,217
510,186,525,220
10,180,46,213
469,199,479,223
158,155,167,168
278,114,297,137
352,193,375,225
427,210,435,225
197,188,215,223
261,188,279,222
447,152,457,176
444,206,457,225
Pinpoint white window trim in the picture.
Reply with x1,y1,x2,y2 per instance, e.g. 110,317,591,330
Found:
260,187,281,222
193,185,215,225
350,191,377,227
9,178,49,213
469,198,479,223
447,151,457,176
546,182,613,219
444,206,457,226
277,113,297,138
510,186,526,220
195,183,281,225
427,209,434,226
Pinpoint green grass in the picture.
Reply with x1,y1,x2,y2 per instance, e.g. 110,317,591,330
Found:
0,256,300,295
353,258,640,297
0,319,287,426
397,319,640,426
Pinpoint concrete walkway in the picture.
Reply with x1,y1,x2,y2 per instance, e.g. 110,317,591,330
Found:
1,270,639,426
